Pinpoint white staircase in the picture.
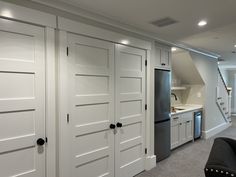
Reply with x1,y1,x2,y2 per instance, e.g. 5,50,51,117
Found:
216,68,232,123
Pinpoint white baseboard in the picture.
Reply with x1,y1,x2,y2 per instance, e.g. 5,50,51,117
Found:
202,122,231,139
145,155,156,170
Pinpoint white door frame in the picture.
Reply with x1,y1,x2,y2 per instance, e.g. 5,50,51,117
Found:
58,30,70,177
45,27,56,177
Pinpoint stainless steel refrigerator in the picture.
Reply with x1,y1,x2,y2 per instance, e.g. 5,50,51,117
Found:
154,69,171,162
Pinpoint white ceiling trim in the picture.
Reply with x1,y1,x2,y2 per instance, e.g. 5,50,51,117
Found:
58,17,152,50
26,0,220,58
0,1,56,28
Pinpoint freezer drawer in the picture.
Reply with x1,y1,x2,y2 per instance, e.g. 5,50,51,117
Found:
154,120,171,162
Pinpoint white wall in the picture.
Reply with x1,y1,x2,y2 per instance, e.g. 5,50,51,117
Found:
171,85,205,106
182,85,205,105
171,53,205,107
190,53,225,131
219,68,229,86
228,70,236,114
172,51,204,85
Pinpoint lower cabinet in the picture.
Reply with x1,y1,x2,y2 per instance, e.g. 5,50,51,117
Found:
171,123,180,149
171,112,193,149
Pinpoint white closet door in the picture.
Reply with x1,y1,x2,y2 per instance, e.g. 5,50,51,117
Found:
115,44,146,177
67,34,115,177
0,18,45,176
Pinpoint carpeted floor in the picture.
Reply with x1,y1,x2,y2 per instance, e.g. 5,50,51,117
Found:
136,118,236,177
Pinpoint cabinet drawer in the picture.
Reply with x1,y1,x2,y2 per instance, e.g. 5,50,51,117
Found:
181,112,193,122
171,115,180,126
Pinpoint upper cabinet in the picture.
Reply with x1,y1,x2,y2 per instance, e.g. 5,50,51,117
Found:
154,43,171,70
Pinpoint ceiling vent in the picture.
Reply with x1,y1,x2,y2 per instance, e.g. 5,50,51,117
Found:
151,17,178,27
218,58,225,61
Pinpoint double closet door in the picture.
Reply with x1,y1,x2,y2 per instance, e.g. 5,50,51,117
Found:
64,33,146,177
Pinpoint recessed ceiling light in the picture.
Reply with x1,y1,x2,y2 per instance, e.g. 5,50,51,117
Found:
198,20,207,27
1,9,13,18
120,40,129,45
234,44,236,48
171,47,177,52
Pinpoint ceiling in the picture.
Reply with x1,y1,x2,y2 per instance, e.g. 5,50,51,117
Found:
35,0,236,63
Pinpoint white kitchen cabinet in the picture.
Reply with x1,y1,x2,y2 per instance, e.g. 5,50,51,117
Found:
171,112,194,149
171,116,180,149
171,124,179,149
179,122,186,143
154,43,171,70
186,120,193,141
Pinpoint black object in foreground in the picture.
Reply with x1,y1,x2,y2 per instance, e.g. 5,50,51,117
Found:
205,137,236,177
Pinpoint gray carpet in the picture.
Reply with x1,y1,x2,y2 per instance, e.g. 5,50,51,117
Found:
136,118,236,177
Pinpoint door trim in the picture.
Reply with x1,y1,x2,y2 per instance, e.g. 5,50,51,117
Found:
145,45,156,170
45,27,56,177
58,30,71,177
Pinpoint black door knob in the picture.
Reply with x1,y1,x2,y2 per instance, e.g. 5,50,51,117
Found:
110,124,116,129
116,122,123,128
37,138,45,146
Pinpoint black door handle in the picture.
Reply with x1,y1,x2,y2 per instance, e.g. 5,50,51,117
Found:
110,124,116,129
37,138,45,146
116,122,123,128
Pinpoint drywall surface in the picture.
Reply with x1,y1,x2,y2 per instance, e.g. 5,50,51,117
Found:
228,70,236,113
171,70,182,86
171,85,205,106
172,51,204,85
171,90,183,106
171,54,204,106
190,53,224,131
182,85,205,105
219,68,229,86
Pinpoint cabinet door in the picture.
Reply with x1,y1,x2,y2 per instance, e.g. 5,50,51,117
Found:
179,122,187,144
186,120,193,141
160,49,170,67
154,47,162,67
154,46,171,69
171,124,180,149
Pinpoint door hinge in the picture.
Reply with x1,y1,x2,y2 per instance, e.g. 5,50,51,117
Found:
67,114,70,123
66,47,69,56
45,137,48,143
145,60,147,66
145,148,147,154
145,104,147,110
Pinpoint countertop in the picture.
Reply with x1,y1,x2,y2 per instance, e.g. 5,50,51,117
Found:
171,104,203,116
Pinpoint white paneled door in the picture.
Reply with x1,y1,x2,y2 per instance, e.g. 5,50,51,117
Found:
65,34,146,177
67,34,115,177
115,45,146,177
0,18,45,177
